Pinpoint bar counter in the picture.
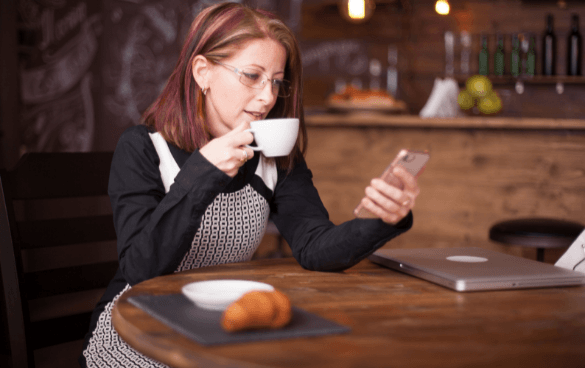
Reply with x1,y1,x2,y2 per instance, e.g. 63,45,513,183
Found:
305,113,585,130
303,113,585,262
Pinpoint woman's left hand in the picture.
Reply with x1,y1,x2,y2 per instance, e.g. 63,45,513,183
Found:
357,166,420,225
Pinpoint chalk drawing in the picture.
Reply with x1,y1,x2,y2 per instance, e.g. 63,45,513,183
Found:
301,40,369,76
103,0,191,126
23,73,95,152
21,15,99,104
18,0,101,153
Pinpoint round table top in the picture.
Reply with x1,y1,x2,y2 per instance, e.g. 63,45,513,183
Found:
112,257,585,368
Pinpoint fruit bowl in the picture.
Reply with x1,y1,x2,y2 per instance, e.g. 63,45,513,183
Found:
458,75,502,115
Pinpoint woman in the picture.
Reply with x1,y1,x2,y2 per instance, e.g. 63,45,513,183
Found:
80,2,419,367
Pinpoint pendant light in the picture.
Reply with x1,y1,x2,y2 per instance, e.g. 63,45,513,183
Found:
338,0,376,24
435,0,450,15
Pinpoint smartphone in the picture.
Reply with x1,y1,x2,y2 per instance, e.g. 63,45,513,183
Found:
354,149,430,219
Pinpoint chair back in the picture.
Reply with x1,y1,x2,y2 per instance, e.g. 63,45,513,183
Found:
0,152,118,368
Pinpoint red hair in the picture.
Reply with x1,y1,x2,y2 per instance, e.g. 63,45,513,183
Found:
141,2,306,171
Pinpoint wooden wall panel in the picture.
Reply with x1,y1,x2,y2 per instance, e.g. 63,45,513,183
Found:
305,125,585,262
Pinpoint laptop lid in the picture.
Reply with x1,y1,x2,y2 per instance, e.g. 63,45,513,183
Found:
368,247,585,292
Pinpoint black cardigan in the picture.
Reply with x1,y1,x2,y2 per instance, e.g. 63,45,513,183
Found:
110,125,412,282
86,124,412,340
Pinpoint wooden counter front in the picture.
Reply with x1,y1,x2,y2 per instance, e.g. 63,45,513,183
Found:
304,114,585,262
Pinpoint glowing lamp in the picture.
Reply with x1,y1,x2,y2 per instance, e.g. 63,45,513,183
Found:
338,0,376,24
435,0,450,15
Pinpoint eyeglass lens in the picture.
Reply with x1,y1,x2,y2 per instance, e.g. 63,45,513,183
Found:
240,68,291,97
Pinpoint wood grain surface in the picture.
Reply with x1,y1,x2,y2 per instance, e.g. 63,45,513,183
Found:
112,258,585,368
305,113,585,130
303,117,585,263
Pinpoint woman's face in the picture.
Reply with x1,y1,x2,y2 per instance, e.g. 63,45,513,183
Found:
204,38,287,138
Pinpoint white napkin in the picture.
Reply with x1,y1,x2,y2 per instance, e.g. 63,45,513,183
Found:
555,229,585,274
419,78,464,118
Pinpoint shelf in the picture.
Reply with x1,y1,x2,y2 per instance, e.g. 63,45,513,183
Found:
453,75,585,95
455,75,585,85
304,113,585,131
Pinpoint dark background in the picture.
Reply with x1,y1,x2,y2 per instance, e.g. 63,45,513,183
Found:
2,0,585,169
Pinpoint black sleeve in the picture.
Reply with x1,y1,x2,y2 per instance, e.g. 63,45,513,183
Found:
270,159,412,272
108,126,232,285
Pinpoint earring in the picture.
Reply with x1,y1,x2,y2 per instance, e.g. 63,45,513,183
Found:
202,88,207,96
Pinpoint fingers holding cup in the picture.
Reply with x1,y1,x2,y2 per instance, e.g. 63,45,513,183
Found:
199,120,255,177
238,147,254,163
240,149,248,162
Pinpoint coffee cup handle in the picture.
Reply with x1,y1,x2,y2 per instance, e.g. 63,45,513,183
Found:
244,128,262,151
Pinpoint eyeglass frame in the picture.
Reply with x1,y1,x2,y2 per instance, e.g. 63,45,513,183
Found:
213,61,292,98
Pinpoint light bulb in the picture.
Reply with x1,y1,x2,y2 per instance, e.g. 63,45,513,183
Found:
435,0,450,15
348,0,366,19
338,0,375,24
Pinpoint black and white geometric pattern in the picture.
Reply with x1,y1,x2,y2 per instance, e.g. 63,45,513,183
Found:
82,285,168,368
178,184,270,269
83,133,273,367
83,184,270,367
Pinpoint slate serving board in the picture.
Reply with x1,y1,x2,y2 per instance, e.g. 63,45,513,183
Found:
128,294,351,345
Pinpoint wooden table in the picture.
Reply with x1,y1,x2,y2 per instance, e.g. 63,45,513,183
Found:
112,258,585,368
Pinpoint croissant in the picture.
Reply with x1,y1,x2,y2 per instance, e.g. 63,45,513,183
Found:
221,289,292,332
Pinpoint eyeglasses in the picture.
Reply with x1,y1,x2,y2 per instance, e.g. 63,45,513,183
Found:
215,61,292,98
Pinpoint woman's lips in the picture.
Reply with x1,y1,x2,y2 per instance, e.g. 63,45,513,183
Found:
245,111,264,120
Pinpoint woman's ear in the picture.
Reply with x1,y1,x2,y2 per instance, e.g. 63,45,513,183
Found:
192,55,210,90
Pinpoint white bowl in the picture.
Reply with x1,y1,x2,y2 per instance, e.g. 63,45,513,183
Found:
182,279,274,311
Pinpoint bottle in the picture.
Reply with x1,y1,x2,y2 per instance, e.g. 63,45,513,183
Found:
460,31,471,75
511,34,520,77
369,58,381,90
567,14,582,76
542,14,556,76
444,31,455,77
479,35,489,75
494,34,505,76
527,36,536,77
387,46,398,97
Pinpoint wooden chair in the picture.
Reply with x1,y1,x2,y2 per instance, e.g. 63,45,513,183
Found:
0,152,118,368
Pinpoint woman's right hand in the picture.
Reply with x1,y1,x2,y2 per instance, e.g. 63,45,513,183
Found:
199,121,255,177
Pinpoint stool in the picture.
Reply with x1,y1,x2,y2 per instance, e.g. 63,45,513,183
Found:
489,218,585,262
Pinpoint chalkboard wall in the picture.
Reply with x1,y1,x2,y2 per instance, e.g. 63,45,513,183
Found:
14,0,289,155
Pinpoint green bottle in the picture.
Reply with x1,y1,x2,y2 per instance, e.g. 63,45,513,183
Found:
479,35,489,75
494,34,505,76
511,34,520,77
527,36,536,76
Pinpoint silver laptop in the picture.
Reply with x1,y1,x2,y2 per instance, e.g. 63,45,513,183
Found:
368,247,585,292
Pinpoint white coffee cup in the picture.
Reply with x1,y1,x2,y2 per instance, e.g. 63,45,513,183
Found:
245,118,299,157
